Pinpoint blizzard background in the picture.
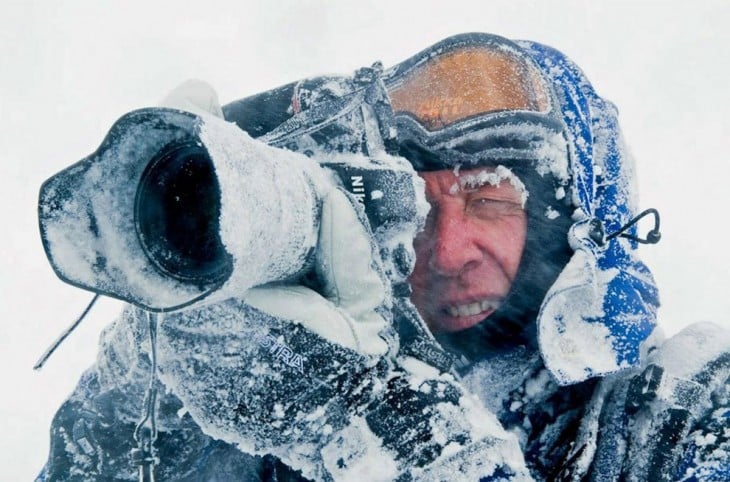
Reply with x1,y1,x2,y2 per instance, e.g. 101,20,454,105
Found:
1,1,728,479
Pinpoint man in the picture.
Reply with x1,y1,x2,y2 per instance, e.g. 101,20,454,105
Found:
40,33,729,481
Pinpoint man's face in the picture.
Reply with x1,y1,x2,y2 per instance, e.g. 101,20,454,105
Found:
410,167,528,334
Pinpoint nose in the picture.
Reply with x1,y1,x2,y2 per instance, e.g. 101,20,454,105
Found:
428,205,484,277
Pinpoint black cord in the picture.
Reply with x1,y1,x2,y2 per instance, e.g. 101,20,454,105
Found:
34,294,100,370
606,208,661,245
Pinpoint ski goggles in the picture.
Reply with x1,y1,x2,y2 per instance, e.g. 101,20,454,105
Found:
383,33,569,176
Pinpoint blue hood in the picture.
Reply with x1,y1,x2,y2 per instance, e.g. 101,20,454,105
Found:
517,40,660,385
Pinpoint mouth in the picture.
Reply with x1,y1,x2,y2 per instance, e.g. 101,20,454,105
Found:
444,299,501,318
426,298,502,333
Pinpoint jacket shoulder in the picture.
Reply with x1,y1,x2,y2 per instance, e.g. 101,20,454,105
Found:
623,322,730,480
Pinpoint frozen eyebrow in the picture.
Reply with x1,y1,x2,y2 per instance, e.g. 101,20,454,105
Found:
449,165,528,207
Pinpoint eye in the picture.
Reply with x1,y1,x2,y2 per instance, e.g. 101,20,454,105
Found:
466,196,524,221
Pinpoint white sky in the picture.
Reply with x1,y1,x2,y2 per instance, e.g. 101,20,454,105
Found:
2,0,729,479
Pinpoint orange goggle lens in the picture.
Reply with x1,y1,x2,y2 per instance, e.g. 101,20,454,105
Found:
387,46,551,131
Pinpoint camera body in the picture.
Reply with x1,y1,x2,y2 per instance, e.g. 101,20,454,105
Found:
39,69,423,311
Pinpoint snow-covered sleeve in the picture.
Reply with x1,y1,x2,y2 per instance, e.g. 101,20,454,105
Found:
669,324,730,481
560,322,729,481
613,322,729,481
676,398,730,481
155,297,533,481
42,297,532,481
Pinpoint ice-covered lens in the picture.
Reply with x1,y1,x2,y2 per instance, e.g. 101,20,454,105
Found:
388,46,550,130
135,141,231,283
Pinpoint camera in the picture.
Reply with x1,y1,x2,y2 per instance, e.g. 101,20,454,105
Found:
39,80,421,312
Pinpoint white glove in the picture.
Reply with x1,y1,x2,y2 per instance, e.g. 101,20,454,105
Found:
161,79,390,356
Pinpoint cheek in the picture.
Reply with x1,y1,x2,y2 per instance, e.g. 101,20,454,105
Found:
472,214,527,277
503,215,528,276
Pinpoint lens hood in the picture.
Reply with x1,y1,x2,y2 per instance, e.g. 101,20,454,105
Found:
39,108,231,311
39,107,325,312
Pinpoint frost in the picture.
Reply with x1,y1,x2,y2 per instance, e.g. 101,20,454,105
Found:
320,416,399,481
439,120,571,185
545,206,560,219
449,165,529,207
198,114,329,298
538,249,624,384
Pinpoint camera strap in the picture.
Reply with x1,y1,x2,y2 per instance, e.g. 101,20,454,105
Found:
131,311,161,482
259,62,397,157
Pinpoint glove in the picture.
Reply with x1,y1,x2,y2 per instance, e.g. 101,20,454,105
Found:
152,80,532,481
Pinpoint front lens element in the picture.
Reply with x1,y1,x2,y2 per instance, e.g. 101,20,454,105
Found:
135,141,231,284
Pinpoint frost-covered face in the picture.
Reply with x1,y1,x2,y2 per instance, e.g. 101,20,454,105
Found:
410,167,528,334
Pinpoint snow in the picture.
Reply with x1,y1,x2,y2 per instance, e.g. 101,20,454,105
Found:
545,206,560,219
538,249,624,383
4,2,730,481
320,416,399,481
198,114,326,296
449,164,529,207
40,112,222,310
650,322,730,380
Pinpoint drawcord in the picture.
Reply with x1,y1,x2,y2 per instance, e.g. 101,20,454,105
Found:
606,208,661,244
591,208,661,246
132,311,161,482
33,294,100,370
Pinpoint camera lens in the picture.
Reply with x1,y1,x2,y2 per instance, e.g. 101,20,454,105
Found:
135,140,232,285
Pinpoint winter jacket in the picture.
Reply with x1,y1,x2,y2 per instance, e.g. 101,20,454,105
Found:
37,315,729,482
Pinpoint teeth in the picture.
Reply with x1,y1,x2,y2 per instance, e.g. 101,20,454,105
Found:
446,300,500,317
